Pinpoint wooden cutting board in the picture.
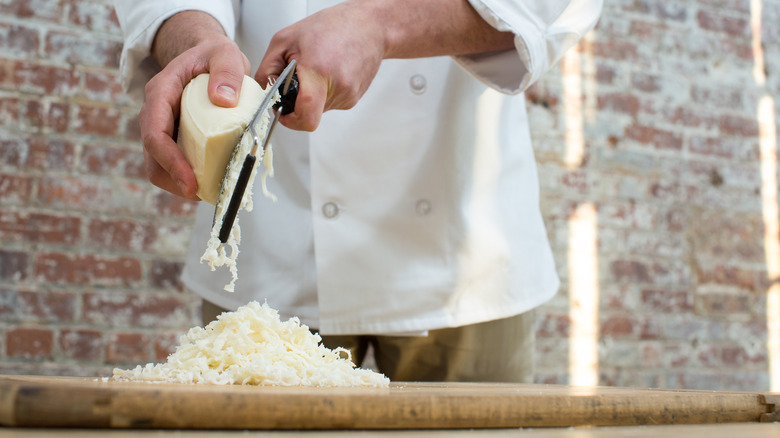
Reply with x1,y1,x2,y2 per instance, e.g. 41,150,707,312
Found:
0,375,778,430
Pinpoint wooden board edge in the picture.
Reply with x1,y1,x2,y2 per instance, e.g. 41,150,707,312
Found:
0,378,19,426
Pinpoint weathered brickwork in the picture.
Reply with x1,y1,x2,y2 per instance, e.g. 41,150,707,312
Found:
0,0,777,390
0,0,198,377
532,0,780,390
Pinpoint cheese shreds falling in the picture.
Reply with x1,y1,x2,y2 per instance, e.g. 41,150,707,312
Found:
199,86,279,293
112,301,390,387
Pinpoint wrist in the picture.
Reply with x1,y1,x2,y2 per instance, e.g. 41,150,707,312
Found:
152,10,230,67
356,0,514,59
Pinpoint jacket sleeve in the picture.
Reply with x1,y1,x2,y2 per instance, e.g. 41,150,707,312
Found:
454,0,603,94
113,0,238,101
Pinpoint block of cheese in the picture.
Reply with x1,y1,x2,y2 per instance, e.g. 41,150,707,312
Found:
177,73,265,205
112,301,390,387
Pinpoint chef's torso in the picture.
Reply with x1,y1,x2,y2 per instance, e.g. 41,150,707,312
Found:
181,0,560,334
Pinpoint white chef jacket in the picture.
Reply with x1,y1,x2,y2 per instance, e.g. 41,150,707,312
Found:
114,0,602,335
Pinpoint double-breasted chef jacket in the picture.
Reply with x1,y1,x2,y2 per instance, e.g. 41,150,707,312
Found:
115,0,603,335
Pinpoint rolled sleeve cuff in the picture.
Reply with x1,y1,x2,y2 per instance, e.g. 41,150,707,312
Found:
453,0,548,95
115,1,236,101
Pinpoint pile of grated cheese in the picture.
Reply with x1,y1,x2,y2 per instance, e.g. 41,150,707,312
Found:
112,301,389,387
199,89,279,293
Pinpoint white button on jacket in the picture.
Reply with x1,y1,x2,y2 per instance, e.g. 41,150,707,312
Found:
114,0,603,335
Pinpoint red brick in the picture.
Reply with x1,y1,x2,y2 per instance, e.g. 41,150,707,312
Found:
82,69,132,105
87,218,155,252
671,106,719,130
718,114,759,137
695,344,723,368
598,93,639,117
6,327,53,359
0,23,38,57
34,252,142,287
0,211,80,245
631,72,661,93
610,259,683,285
525,83,560,109
67,0,120,33
629,1,687,21
629,19,665,40
690,85,744,110
0,137,24,167
695,292,753,317
695,0,750,13
150,260,185,291
697,264,758,291
595,64,617,85
639,318,662,340
689,135,753,160
59,329,102,361
106,332,150,364
0,0,66,23
601,315,638,338
0,173,32,203
45,30,122,69
663,208,685,232
80,143,146,179
0,249,28,281
151,191,199,218
561,170,589,193
36,175,146,214
154,332,179,362
83,292,191,328
11,60,80,96
663,342,692,368
0,96,19,123
73,104,121,136
648,179,680,201
22,100,70,133
17,290,76,322
536,312,570,338
641,289,693,313
592,40,641,62
26,136,75,170
696,9,748,37
639,342,663,368
0,288,16,318
624,124,683,150
689,212,764,261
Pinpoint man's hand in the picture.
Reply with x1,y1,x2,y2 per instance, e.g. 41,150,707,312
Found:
255,2,385,132
139,11,250,199
256,0,515,132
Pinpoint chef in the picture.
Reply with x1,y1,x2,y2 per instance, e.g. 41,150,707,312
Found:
113,0,602,382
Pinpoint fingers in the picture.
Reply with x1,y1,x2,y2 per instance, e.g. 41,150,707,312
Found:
254,5,383,133
256,49,327,132
138,79,199,199
207,48,251,108
138,38,250,200
278,67,327,132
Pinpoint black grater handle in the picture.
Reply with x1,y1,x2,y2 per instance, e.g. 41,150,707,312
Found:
218,154,256,243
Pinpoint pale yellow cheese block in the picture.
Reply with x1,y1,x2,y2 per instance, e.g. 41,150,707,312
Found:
177,74,265,205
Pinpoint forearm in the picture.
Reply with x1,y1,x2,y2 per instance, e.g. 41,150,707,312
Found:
363,0,516,59
152,10,229,67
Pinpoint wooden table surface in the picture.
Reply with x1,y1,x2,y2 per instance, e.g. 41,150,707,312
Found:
1,375,778,431
1,424,780,437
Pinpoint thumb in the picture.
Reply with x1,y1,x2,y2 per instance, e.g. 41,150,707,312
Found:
207,52,251,108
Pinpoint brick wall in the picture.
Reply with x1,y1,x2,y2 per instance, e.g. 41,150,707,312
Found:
1,1,778,391
0,0,198,377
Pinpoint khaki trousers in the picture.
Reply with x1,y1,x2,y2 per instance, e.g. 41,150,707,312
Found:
202,300,535,383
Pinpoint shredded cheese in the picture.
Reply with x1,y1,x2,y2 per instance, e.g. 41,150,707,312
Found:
112,301,389,387
199,89,279,293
